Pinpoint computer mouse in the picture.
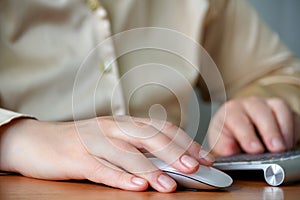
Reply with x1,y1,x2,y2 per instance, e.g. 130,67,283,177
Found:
149,157,233,190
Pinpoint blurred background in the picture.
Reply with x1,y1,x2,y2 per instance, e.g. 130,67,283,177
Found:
249,0,300,57
188,0,300,143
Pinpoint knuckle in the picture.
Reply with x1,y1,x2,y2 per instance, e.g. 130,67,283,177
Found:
116,171,131,185
86,163,106,181
242,96,263,109
88,163,131,189
213,140,238,157
166,142,186,155
133,121,149,129
269,98,289,109
96,116,108,123
246,96,261,102
163,121,178,132
225,99,240,110
96,116,114,128
223,100,239,117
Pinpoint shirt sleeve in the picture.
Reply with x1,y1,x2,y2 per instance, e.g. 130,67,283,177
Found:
200,0,300,114
0,108,35,127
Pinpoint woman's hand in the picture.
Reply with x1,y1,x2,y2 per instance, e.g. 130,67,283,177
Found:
208,96,300,156
0,116,214,192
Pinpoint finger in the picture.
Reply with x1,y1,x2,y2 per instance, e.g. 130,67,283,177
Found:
105,117,200,173
209,124,242,156
159,122,215,165
294,113,300,146
88,139,177,192
101,138,179,192
133,117,214,165
135,127,200,173
83,156,149,191
224,100,265,154
266,98,294,150
76,120,177,192
242,97,286,152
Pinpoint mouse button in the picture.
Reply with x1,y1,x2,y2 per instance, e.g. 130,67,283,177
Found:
193,166,233,188
165,172,216,190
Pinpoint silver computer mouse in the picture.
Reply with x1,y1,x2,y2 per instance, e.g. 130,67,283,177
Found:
149,158,233,190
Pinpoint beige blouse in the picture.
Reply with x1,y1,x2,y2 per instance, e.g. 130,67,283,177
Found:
0,0,299,129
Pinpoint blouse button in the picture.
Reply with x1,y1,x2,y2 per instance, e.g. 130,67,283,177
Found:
98,60,112,73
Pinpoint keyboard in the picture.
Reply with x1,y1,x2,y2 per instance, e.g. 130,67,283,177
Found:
213,149,300,186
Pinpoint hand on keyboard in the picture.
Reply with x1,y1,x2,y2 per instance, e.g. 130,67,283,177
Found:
207,96,300,156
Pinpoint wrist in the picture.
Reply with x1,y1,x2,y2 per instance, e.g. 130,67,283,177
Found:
0,118,37,172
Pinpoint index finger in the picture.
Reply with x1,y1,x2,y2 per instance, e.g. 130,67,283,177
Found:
242,97,286,152
266,98,294,150
133,117,215,165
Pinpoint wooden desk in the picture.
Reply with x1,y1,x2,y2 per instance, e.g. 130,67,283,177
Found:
1,175,300,200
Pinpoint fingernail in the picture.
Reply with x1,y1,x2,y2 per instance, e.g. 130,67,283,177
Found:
158,174,176,189
180,155,199,168
131,177,147,186
199,149,215,163
272,138,286,150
